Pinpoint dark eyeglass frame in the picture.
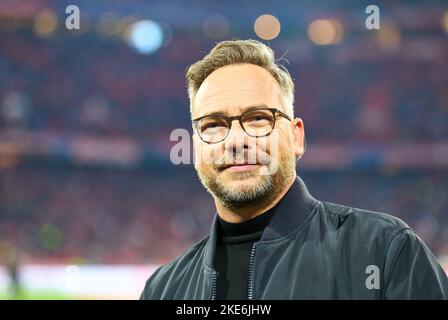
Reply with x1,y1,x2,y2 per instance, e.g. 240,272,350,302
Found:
192,107,291,144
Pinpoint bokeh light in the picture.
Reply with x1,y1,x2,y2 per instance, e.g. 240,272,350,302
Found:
254,14,281,40
375,22,401,51
124,19,164,54
96,11,122,37
307,18,344,45
442,11,448,34
34,9,58,38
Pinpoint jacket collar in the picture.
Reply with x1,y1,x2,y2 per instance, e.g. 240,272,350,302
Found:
204,176,321,269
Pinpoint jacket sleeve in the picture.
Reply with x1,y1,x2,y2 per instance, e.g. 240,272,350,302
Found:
383,228,448,299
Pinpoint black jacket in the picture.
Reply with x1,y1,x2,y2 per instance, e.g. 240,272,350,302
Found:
140,177,448,299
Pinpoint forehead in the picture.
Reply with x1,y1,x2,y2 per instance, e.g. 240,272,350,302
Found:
193,64,283,118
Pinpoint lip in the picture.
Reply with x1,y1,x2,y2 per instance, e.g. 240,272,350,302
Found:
223,164,260,172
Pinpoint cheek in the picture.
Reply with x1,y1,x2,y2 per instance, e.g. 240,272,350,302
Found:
263,127,293,157
282,131,294,151
193,138,223,168
282,139,296,163
192,136,202,164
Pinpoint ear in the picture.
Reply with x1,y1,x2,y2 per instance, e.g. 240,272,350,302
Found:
291,118,305,160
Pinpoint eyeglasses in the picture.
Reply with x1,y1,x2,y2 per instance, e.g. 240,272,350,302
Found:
192,107,291,144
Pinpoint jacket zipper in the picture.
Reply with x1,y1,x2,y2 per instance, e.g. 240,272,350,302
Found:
211,270,217,300
247,244,256,300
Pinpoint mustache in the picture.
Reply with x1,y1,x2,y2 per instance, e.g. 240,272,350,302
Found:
213,150,271,170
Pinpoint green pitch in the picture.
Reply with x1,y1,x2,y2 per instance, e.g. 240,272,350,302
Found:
0,289,78,300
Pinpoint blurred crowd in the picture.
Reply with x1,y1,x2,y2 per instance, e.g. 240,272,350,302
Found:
0,166,213,264
1,166,448,264
1,28,447,145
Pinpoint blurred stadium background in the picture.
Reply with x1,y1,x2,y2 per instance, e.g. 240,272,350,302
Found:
0,0,448,299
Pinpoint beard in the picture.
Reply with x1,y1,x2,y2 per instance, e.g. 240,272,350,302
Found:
195,148,296,211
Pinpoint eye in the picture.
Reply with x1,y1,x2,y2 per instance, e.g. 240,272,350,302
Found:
202,122,225,129
243,111,273,126
253,115,270,121
199,118,228,132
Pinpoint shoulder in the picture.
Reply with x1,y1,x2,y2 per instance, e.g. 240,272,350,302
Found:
140,236,209,300
321,201,410,233
319,202,448,298
318,201,414,250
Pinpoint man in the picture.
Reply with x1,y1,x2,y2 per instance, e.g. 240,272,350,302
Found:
140,39,448,299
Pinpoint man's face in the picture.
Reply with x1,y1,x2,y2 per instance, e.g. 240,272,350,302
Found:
192,63,304,209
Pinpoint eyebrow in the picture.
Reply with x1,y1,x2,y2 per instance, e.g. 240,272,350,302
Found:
195,104,269,119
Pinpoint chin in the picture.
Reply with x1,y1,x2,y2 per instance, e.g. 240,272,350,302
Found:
219,173,272,198
220,168,261,183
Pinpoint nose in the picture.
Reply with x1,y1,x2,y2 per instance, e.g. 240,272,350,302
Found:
224,119,250,154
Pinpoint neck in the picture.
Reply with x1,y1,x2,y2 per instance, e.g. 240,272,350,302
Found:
215,175,296,223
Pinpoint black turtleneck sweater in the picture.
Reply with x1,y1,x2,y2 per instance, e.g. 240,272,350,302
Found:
214,208,276,300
